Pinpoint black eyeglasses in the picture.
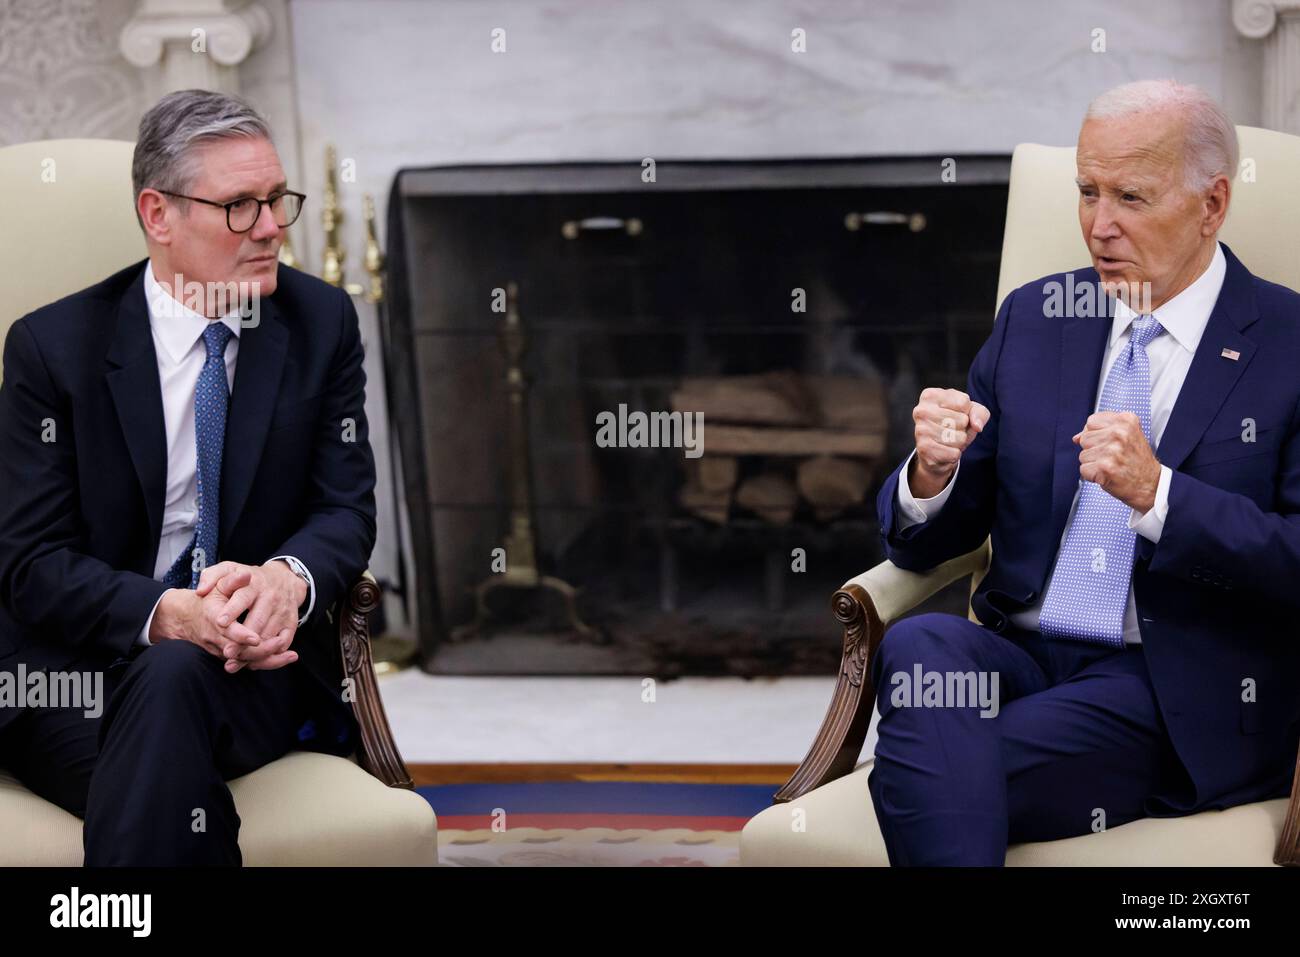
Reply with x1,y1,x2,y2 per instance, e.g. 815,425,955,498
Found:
153,188,306,233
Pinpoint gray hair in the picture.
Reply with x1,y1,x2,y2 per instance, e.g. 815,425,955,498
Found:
1084,79,1239,193
131,89,272,227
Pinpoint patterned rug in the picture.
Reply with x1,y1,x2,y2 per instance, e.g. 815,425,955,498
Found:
417,781,778,867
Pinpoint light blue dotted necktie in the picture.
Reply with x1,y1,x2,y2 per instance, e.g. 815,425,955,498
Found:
163,322,234,589
1038,315,1164,647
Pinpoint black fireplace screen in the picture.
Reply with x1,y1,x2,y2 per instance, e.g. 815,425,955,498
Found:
383,157,1009,676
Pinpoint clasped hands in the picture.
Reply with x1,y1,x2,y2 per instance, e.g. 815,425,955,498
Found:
153,559,308,673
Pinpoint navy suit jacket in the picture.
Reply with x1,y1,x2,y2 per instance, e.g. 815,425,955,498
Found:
0,259,377,738
877,242,1300,813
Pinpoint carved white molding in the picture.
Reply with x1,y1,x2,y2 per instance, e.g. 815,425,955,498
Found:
1233,0,1300,134
119,0,273,94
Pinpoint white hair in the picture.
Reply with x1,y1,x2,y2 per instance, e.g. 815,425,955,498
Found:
1084,79,1239,193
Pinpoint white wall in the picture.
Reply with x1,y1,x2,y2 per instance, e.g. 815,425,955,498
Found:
288,0,1260,258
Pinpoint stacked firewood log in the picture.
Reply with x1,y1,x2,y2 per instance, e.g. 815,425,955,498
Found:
670,371,887,524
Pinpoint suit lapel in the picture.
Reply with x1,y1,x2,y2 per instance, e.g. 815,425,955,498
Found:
1153,245,1258,471
219,296,288,554
106,264,167,567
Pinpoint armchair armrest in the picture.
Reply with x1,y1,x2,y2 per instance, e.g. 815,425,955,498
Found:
338,570,415,789
773,538,992,803
841,538,993,627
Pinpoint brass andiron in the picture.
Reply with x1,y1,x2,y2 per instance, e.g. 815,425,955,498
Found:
359,193,417,673
320,144,364,295
321,144,344,287
362,194,385,304
450,281,599,642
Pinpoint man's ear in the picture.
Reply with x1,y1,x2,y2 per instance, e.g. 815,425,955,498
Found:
1201,173,1230,236
137,188,173,245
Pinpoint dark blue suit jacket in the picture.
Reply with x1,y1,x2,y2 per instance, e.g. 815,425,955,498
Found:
0,259,377,737
877,242,1300,813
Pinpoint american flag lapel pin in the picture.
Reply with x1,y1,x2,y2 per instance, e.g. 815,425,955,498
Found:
1221,348,1241,361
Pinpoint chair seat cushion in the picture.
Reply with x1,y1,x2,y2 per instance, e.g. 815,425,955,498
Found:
740,760,1287,866
0,751,437,866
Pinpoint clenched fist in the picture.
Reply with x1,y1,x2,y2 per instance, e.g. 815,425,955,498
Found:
909,388,991,498
1073,411,1161,513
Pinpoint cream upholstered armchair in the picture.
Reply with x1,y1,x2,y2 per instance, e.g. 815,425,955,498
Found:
741,125,1300,867
0,139,437,865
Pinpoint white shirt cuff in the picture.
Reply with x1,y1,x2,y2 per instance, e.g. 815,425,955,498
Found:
896,448,960,530
270,555,316,626
1128,464,1172,543
137,591,167,647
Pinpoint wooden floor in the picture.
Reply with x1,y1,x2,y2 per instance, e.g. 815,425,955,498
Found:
409,762,797,787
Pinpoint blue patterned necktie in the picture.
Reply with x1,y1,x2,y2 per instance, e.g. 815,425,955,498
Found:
1038,315,1164,647
163,322,234,589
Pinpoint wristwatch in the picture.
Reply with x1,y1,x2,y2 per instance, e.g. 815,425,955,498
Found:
275,555,313,623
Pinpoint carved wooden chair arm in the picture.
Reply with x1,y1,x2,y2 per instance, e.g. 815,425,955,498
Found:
774,539,992,803
338,570,415,789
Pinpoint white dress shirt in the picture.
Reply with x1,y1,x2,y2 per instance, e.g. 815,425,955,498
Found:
896,241,1227,644
136,259,315,646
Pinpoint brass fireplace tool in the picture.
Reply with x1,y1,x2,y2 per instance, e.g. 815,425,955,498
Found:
450,281,599,642
320,144,364,296
304,145,414,670
321,144,344,286
358,191,417,673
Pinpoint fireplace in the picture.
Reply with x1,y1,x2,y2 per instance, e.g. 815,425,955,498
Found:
383,157,1009,675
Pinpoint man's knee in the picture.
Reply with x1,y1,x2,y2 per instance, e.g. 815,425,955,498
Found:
106,639,223,722
873,612,974,684
129,637,218,679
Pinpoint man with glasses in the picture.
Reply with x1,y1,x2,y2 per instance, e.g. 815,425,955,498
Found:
0,90,377,865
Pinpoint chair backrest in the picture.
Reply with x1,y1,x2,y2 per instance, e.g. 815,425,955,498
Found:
995,125,1300,309
0,139,145,385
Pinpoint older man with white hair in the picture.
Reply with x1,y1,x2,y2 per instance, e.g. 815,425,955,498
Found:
870,79,1300,865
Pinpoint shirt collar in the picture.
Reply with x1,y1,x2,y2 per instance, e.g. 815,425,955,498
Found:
1110,241,1226,354
143,259,243,365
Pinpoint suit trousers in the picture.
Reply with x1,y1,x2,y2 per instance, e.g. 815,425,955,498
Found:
867,611,1187,866
0,638,334,865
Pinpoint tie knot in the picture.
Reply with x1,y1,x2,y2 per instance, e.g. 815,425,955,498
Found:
1129,315,1164,351
203,322,233,360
